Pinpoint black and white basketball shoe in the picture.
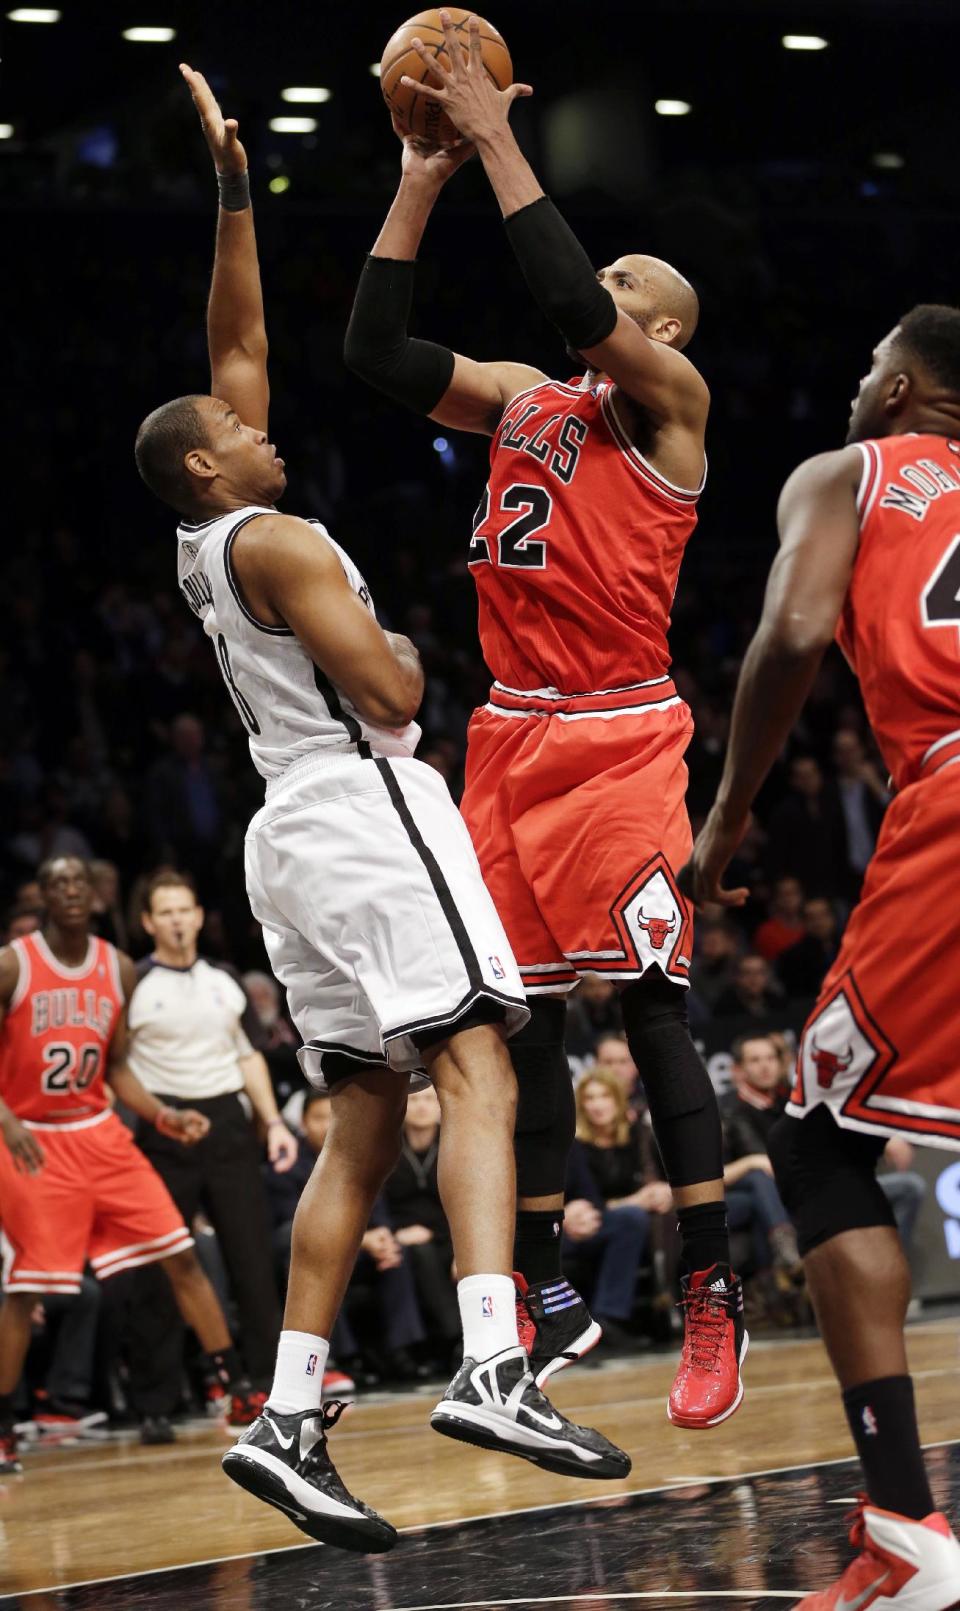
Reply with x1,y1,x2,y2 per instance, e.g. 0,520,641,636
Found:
222,1401,397,1553
430,1346,631,1480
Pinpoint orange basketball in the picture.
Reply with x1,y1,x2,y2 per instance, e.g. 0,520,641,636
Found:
380,8,512,147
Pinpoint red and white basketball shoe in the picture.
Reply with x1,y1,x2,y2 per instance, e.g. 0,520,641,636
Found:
795,1498,960,1609
667,1264,748,1429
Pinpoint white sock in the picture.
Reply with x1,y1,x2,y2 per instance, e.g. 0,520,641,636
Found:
266,1330,330,1415
457,1274,519,1362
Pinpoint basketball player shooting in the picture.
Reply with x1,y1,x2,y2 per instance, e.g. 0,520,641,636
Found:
132,66,629,1554
681,308,960,1606
347,9,745,1430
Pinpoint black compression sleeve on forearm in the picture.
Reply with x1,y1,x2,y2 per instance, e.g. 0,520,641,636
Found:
503,196,618,353
343,255,455,415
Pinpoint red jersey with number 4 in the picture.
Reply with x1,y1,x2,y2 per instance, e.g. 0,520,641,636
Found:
845,434,960,791
0,932,124,1123
469,376,704,694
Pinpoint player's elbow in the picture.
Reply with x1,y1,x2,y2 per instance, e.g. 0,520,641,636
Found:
352,681,422,730
767,610,835,660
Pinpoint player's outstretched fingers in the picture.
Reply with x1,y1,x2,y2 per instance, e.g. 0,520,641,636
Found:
408,36,450,89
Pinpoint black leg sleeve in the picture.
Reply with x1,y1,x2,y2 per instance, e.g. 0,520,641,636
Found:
512,997,577,1199
621,969,723,1188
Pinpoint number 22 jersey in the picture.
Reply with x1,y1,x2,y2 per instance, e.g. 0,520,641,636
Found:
470,375,705,696
0,932,124,1124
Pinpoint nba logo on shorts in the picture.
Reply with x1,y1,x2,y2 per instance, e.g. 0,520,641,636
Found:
305,1353,318,1377
481,1295,494,1318
489,955,506,980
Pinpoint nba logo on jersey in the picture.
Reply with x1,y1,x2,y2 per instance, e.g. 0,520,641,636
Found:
481,1296,494,1318
489,955,506,980
305,1353,318,1377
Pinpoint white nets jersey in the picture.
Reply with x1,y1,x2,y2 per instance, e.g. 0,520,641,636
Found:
176,505,420,779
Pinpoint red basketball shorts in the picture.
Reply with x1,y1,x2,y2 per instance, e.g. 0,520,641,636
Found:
461,685,695,994
0,1109,194,1294
790,764,960,1148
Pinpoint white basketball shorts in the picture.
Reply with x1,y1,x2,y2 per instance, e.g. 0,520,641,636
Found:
244,750,529,1085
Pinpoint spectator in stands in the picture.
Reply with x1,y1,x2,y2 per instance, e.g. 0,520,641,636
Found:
144,715,222,880
90,858,128,950
776,896,842,998
752,876,806,962
765,754,848,895
3,904,41,941
721,1035,803,1285
384,1086,460,1361
713,953,784,1019
265,1092,426,1384
242,969,304,1113
689,919,742,1009
564,973,623,1061
592,1033,641,1116
124,869,297,1442
565,1072,672,1349
832,729,889,886
878,1137,928,1267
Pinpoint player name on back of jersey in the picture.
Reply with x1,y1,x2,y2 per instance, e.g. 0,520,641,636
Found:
30,988,115,1038
880,443,960,521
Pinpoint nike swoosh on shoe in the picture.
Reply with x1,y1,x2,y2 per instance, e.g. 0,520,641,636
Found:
261,1414,294,1451
836,1573,890,1611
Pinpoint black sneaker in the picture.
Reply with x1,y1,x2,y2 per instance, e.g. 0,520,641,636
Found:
430,1346,631,1481
515,1273,603,1388
222,1401,397,1553
140,1415,176,1446
0,1422,21,1476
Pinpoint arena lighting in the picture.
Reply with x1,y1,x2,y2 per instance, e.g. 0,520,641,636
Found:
782,34,829,50
281,86,331,103
369,62,382,77
122,26,176,42
432,437,449,453
269,174,291,194
655,99,691,116
873,151,905,170
269,116,318,134
0,124,13,138
7,7,61,20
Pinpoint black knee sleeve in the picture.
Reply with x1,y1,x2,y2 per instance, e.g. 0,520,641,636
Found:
511,998,576,1198
767,1107,894,1256
621,969,722,1187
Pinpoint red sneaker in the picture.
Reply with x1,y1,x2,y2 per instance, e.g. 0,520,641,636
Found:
667,1264,748,1430
795,1497,960,1608
226,1384,268,1432
0,1424,21,1476
322,1365,356,1398
205,1377,227,1417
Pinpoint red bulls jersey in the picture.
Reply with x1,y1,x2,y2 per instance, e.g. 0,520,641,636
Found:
469,377,705,694
842,434,960,790
0,933,124,1123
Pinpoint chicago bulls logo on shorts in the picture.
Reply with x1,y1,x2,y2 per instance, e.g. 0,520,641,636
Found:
609,855,691,980
635,906,679,951
810,1038,855,1089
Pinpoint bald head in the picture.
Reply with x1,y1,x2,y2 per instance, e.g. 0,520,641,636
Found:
599,254,700,350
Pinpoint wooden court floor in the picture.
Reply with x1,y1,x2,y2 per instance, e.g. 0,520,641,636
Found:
1,1319,957,1602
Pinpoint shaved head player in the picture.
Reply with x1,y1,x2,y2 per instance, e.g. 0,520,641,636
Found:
347,10,743,1429
683,307,960,1606
134,65,628,1554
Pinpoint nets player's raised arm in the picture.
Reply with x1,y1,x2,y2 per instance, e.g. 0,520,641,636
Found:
181,64,269,436
0,947,44,1175
400,14,707,432
233,513,425,729
680,447,863,909
344,116,545,436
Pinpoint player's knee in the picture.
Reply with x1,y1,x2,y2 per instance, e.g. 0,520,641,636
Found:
768,1108,893,1257
510,999,575,1196
621,971,711,1122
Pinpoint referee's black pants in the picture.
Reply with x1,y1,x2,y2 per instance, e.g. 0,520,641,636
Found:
127,1092,282,1415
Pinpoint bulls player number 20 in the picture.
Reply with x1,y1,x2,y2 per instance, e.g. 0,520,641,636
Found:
41,1042,101,1095
470,484,552,571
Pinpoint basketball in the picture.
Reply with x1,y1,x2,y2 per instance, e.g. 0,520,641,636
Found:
380,8,512,147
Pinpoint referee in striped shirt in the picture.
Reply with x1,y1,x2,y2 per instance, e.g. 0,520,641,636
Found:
125,869,298,1440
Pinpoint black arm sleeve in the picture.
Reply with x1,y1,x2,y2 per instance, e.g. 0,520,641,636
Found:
343,255,455,415
503,196,618,353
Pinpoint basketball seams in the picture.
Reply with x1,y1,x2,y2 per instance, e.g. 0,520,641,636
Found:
380,10,511,142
